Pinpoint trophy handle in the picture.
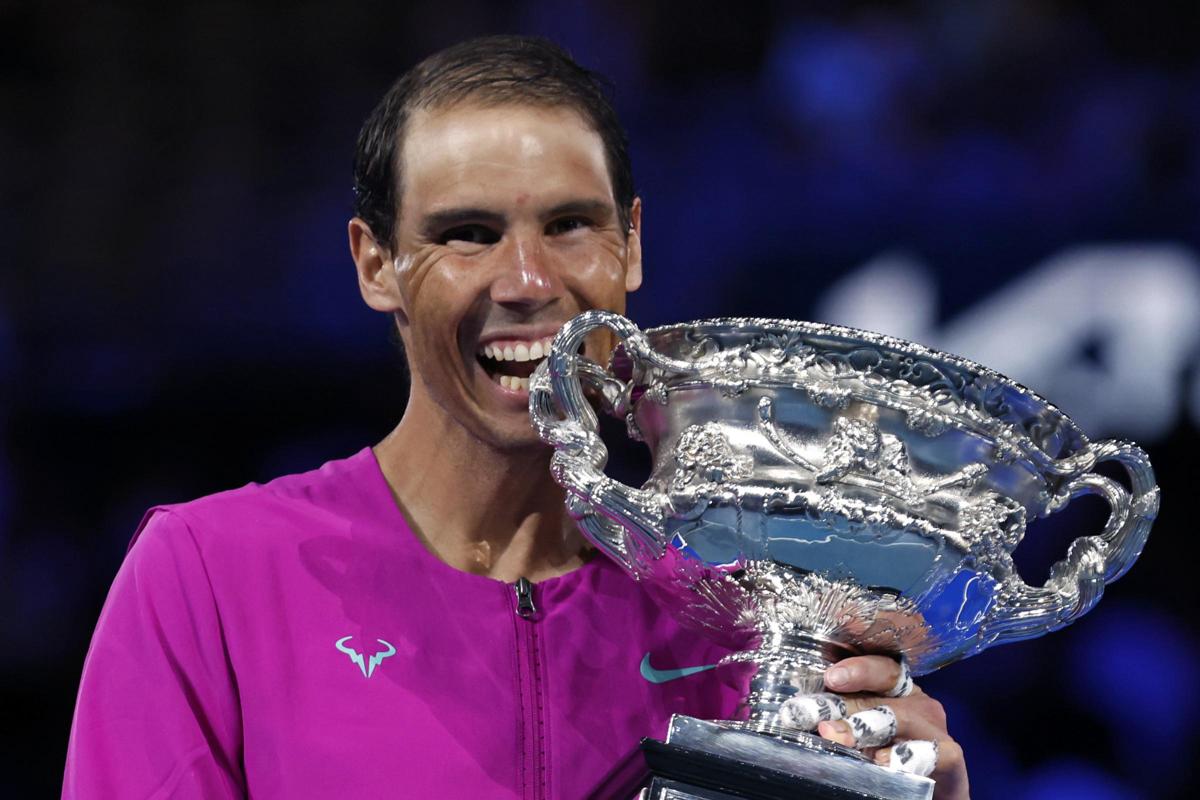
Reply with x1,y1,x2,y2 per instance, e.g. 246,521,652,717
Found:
982,440,1159,645
529,311,689,574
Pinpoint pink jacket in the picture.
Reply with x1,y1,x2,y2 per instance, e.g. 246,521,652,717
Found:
64,448,749,798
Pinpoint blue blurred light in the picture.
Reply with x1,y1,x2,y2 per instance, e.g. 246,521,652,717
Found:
1061,79,1155,194
767,23,897,130
1065,603,1198,769
632,93,786,321
925,131,1031,219
1022,759,1139,800
930,694,1022,800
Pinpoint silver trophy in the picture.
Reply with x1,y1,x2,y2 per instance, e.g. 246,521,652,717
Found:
529,311,1158,800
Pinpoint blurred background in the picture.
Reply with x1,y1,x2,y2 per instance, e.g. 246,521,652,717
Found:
2,0,1198,797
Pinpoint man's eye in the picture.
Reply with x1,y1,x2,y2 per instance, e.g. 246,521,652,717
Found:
546,217,589,236
439,225,500,245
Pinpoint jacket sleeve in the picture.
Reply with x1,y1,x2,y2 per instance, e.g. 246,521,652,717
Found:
63,509,245,799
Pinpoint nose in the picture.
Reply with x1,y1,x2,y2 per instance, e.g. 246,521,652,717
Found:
490,231,563,311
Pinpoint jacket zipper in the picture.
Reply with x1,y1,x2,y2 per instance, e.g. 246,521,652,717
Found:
515,576,537,617
511,577,547,800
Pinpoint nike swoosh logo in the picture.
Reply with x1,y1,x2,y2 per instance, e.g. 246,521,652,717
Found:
640,652,719,684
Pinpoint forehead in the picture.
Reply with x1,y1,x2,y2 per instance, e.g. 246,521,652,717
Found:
398,103,613,211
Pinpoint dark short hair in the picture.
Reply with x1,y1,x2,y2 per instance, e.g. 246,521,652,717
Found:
352,35,635,250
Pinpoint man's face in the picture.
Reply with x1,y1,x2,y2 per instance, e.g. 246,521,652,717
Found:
382,102,641,449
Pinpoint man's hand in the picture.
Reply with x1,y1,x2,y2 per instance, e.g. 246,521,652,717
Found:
800,655,969,800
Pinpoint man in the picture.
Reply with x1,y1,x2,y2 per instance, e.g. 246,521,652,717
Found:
65,36,967,798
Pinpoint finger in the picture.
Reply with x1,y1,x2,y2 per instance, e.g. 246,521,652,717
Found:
884,739,970,799
930,738,968,798
824,655,915,696
884,657,913,698
818,705,897,749
778,693,848,731
839,694,948,741
876,740,938,777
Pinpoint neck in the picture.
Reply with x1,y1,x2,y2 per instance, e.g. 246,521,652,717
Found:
374,398,591,584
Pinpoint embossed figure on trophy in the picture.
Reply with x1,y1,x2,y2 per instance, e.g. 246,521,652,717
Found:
756,396,989,509
671,423,752,494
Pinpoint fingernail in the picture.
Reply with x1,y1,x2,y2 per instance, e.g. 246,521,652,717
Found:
825,666,850,688
818,720,852,746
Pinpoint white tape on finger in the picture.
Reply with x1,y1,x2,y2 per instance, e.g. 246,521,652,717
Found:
884,658,913,698
846,705,898,749
888,740,938,777
778,693,848,731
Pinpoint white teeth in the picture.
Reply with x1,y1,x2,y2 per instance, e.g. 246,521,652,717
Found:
498,375,530,391
477,335,560,362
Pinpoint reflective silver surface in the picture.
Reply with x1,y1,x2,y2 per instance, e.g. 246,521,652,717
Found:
530,311,1158,733
664,715,933,800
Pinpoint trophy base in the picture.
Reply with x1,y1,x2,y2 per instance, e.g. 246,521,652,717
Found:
588,715,933,800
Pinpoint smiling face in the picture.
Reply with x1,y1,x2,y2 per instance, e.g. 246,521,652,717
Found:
355,102,642,450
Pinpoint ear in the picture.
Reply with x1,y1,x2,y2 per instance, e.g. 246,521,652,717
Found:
349,218,407,317
624,197,643,293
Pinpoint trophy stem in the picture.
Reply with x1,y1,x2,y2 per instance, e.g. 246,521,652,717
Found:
736,632,857,738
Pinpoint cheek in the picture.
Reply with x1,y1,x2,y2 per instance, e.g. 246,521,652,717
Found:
398,257,478,353
560,254,631,361
586,329,622,367
395,250,437,315
565,252,630,306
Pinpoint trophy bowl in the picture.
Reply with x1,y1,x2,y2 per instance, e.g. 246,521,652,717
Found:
530,311,1157,797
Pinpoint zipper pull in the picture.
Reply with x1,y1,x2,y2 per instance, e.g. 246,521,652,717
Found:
514,576,537,618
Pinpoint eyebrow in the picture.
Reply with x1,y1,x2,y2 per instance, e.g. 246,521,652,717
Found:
542,198,615,221
419,208,507,240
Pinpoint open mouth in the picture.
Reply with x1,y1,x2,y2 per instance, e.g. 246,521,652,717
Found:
476,335,556,392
